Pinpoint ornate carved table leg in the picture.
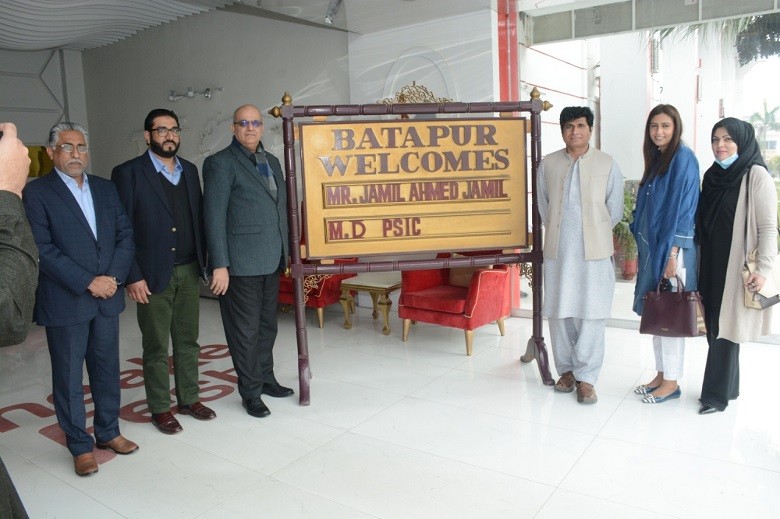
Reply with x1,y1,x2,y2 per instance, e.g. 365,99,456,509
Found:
377,293,392,335
340,288,353,330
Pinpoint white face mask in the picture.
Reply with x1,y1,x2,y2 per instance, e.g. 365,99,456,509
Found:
716,152,739,169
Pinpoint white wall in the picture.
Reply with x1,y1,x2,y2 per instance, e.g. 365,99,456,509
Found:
82,9,350,176
599,32,648,181
695,31,734,170
347,10,496,105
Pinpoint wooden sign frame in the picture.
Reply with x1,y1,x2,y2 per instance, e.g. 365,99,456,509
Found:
268,90,553,405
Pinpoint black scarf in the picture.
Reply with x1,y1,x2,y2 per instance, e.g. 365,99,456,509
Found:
695,118,767,243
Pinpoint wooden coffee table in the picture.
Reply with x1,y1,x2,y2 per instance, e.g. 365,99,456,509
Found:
340,272,402,335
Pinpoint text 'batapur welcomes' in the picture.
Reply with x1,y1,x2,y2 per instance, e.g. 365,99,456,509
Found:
299,118,528,257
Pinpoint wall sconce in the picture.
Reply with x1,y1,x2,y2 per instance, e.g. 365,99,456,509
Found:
168,87,222,102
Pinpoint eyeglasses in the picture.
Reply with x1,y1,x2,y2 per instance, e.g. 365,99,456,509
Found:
150,127,182,136
52,143,88,154
233,120,263,128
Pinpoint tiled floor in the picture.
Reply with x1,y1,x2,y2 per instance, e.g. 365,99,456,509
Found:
2,295,780,518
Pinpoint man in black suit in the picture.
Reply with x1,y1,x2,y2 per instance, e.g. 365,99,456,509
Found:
203,104,292,418
112,109,215,435
23,122,138,477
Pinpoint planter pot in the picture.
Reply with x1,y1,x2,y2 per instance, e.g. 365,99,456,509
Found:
622,258,637,280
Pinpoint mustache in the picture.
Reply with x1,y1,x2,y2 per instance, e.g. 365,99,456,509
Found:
66,159,85,167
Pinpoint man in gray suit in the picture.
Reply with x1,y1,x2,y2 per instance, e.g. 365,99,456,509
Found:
203,104,292,418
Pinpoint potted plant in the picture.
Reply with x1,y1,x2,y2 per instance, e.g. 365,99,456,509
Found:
613,188,638,280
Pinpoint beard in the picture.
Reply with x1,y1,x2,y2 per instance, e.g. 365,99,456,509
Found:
150,139,179,158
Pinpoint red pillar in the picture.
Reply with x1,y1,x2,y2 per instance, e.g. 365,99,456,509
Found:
497,0,519,102
497,0,523,311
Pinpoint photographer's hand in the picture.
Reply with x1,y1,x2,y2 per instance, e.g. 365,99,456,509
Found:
0,123,31,197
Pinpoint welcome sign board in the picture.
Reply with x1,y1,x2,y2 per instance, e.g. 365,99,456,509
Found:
299,118,528,257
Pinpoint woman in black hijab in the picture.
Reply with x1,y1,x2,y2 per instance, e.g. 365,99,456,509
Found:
695,117,776,414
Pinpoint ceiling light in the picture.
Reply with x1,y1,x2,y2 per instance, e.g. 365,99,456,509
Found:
324,0,343,24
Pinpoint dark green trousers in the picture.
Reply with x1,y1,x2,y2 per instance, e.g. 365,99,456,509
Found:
137,262,201,413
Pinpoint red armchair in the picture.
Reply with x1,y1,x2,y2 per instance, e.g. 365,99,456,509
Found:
278,257,358,328
398,262,511,355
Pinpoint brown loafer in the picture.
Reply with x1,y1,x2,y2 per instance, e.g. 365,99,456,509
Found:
576,382,598,404
74,452,99,476
96,435,139,455
178,402,216,421
151,411,183,434
554,371,576,393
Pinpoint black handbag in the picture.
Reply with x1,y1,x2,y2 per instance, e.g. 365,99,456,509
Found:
639,276,703,338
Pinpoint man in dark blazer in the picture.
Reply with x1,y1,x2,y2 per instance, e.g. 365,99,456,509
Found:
112,108,215,435
203,104,292,418
23,122,138,477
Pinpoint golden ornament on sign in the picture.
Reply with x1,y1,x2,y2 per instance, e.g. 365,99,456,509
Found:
377,81,451,105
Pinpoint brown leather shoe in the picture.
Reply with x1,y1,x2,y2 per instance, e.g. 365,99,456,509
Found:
178,402,216,421
74,452,98,476
554,371,576,393
151,411,183,434
576,382,598,404
96,435,139,455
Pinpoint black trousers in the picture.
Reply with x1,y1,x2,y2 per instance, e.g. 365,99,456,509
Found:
218,272,280,400
701,306,740,411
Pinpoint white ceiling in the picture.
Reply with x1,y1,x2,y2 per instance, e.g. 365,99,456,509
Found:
0,0,567,52
0,0,240,51
4,0,764,52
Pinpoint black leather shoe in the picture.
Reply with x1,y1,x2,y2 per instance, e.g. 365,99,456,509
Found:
698,404,719,415
243,398,270,417
263,382,294,398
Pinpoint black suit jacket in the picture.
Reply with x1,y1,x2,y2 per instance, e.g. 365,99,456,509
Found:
23,171,134,327
112,152,207,293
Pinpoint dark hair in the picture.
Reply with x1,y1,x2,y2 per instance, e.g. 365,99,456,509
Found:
640,104,683,186
559,106,594,129
144,109,179,132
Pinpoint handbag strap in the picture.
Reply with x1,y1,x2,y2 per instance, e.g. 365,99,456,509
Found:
743,169,752,264
654,275,686,293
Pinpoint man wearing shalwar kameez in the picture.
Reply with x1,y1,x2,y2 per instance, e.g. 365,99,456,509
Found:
537,106,624,404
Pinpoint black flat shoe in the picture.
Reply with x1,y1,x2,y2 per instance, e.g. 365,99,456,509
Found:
243,398,271,417
263,382,294,398
698,404,719,415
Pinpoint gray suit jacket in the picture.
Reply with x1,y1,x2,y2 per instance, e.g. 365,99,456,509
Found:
203,140,288,276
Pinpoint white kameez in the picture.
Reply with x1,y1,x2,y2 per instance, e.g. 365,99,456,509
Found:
539,158,623,320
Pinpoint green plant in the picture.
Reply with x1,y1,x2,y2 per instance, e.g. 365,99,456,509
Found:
613,188,637,260
656,13,780,66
